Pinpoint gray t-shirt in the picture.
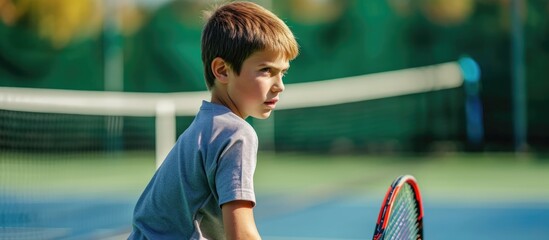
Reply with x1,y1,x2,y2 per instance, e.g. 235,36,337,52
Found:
130,101,258,239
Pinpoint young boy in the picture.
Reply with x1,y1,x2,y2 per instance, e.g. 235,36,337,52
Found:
129,1,298,239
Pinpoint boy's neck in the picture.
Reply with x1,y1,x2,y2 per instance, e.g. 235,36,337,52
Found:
210,87,245,119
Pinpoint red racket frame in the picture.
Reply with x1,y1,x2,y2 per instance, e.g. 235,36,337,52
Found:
373,175,424,240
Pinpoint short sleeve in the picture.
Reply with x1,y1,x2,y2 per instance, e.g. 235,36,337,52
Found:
215,127,258,207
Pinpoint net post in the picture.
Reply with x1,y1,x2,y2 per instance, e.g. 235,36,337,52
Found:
155,100,176,169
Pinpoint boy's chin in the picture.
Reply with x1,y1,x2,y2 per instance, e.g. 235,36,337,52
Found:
253,111,273,119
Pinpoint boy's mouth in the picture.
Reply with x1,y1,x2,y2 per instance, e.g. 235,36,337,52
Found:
264,99,278,108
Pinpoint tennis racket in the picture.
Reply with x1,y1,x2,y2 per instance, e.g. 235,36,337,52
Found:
372,175,424,240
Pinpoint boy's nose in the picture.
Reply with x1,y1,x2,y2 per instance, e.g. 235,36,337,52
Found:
273,77,284,93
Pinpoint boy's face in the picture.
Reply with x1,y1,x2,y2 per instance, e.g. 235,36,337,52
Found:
225,50,289,119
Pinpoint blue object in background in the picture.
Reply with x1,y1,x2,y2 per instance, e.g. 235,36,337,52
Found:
459,56,484,148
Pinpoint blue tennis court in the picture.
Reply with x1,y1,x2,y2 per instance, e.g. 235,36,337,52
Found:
2,193,548,239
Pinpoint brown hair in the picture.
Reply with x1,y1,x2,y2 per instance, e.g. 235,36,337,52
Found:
201,1,299,89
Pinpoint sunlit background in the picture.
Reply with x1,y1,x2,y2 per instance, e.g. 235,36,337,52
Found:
1,0,549,239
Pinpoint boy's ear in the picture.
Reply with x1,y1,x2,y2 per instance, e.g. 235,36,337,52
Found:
211,57,229,84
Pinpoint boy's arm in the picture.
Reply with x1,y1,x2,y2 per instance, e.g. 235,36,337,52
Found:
222,200,261,240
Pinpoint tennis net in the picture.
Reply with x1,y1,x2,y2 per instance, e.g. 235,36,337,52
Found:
1,61,464,157
0,61,463,238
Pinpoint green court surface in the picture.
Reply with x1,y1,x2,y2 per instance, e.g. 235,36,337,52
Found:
254,152,549,204
0,152,157,199
2,151,548,202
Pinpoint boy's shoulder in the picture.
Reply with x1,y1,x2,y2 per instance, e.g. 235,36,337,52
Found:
184,101,258,151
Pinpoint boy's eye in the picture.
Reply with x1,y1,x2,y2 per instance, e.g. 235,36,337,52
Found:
259,67,288,77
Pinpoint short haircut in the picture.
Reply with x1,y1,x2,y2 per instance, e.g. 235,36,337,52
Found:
201,1,299,89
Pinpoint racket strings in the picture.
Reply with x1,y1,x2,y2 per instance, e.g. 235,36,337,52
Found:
384,184,420,240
